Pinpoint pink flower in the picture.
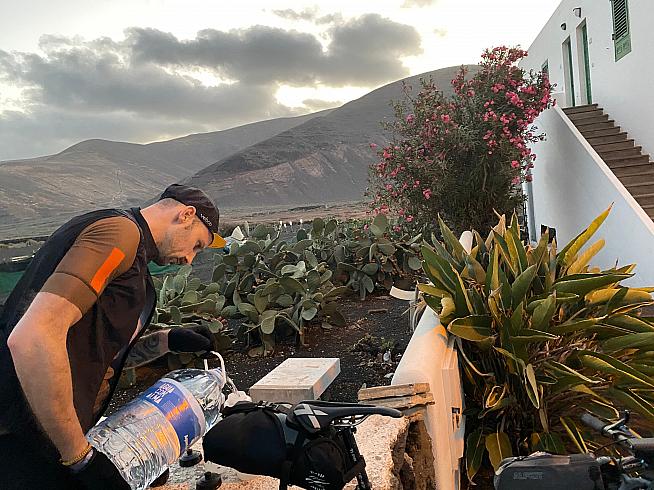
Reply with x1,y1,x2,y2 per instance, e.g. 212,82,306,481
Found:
423,189,432,200
383,149,392,159
406,215,414,223
406,114,415,124
511,160,520,169
512,176,521,185
393,225,402,232
441,114,451,123
369,143,378,149
525,174,533,182
364,224,369,231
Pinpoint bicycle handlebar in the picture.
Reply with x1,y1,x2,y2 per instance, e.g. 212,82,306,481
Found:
581,413,607,433
628,438,654,452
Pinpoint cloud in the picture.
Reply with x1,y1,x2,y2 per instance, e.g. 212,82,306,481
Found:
271,7,319,22
434,28,448,37
401,0,438,7
0,14,422,160
130,14,422,86
302,98,342,111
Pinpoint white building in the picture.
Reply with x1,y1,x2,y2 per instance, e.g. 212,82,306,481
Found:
519,0,654,286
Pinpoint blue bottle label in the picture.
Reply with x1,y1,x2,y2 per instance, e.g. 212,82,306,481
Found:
139,378,205,455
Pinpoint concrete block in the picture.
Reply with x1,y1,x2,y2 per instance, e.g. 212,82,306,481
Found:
249,357,340,404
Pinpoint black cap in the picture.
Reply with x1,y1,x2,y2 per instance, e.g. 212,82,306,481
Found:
159,184,226,249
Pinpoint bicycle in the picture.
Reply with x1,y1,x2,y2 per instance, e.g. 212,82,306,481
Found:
494,410,654,489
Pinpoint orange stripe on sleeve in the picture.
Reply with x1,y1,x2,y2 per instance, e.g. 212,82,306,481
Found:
90,247,126,294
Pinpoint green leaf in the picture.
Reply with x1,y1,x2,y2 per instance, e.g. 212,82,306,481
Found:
181,291,199,305
302,307,318,321
525,364,540,408
438,215,467,260
560,417,589,453
606,387,654,422
531,294,557,331
361,275,375,294
254,292,269,314
530,432,565,454
276,294,294,307
448,315,493,342
372,214,388,234
237,302,259,323
485,432,513,471
603,332,654,352
312,218,325,235
550,318,600,335
465,429,485,482
362,263,379,276
408,256,423,271
578,351,654,388
511,329,559,342
553,273,632,297
511,265,538,308
260,310,278,334
169,306,182,324
307,270,322,291
279,276,305,294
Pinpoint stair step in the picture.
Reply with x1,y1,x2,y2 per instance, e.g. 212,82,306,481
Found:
605,154,651,166
616,173,654,187
599,147,643,159
579,121,617,132
586,133,628,145
568,110,605,121
563,104,599,114
583,127,623,139
634,194,654,207
612,163,654,177
575,114,610,126
593,140,635,152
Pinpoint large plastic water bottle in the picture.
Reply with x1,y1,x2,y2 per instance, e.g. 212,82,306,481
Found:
86,367,226,490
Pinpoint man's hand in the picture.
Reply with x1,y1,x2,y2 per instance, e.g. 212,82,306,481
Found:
71,447,130,490
167,324,216,353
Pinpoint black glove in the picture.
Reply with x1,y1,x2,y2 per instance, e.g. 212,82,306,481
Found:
168,325,214,353
71,447,130,490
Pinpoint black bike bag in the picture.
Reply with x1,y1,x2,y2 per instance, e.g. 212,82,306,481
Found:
494,452,604,490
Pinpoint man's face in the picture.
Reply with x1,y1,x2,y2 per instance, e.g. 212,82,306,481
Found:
156,212,212,266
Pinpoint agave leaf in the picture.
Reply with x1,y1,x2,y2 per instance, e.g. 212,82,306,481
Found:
494,347,526,372
448,315,493,342
438,215,467,261
493,231,517,278
511,265,538,308
484,384,508,409
528,232,550,269
553,273,633,297
525,364,540,408
512,329,559,342
602,315,654,333
606,387,654,422
485,245,500,296
422,245,458,293
485,432,513,471
578,351,654,388
451,264,473,316
530,432,564,454
550,318,601,335
527,292,579,312
506,221,529,273
602,332,654,352
509,303,523,336
576,399,620,420
558,204,612,267
464,254,486,284
466,429,486,482
560,417,589,453
531,294,557,331
418,283,451,298
545,360,602,384
567,239,606,275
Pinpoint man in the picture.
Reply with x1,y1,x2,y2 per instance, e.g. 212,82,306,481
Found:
0,184,227,489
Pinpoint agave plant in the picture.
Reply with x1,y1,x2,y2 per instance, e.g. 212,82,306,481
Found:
419,207,654,481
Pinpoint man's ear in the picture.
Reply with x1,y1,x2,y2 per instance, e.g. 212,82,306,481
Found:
178,205,197,224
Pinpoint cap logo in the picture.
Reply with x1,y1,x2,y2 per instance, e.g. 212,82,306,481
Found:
199,213,212,228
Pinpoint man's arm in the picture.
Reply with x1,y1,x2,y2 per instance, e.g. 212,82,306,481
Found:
123,330,170,369
7,292,88,461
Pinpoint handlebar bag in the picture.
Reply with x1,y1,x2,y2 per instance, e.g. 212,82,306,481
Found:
494,452,604,490
202,401,364,490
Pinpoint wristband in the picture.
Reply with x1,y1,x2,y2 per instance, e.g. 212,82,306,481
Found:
61,443,93,466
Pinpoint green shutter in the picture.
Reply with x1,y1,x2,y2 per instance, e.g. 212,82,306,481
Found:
611,0,632,61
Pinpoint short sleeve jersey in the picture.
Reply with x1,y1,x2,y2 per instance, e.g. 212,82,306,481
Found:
40,216,141,314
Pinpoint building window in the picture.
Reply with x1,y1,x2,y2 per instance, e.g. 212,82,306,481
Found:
541,60,549,77
611,0,632,61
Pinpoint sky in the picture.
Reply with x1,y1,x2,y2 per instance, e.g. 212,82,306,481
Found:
0,0,560,160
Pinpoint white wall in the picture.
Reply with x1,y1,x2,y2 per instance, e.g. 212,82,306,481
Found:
520,0,654,157
527,103,654,286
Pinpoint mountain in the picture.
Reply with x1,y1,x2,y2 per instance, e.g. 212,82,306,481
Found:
0,111,329,236
185,65,471,209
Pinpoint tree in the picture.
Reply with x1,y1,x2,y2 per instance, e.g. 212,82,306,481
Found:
369,46,553,234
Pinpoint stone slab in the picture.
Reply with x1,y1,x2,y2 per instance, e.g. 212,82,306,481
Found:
249,357,340,404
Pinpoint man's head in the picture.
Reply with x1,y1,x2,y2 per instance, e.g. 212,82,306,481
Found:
142,184,226,266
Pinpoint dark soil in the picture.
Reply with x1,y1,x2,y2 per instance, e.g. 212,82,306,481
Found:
107,293,412,414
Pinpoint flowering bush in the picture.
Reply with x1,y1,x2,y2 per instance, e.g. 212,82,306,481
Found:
369,46,553,234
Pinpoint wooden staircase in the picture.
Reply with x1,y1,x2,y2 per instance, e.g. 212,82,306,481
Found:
563,104,654,220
